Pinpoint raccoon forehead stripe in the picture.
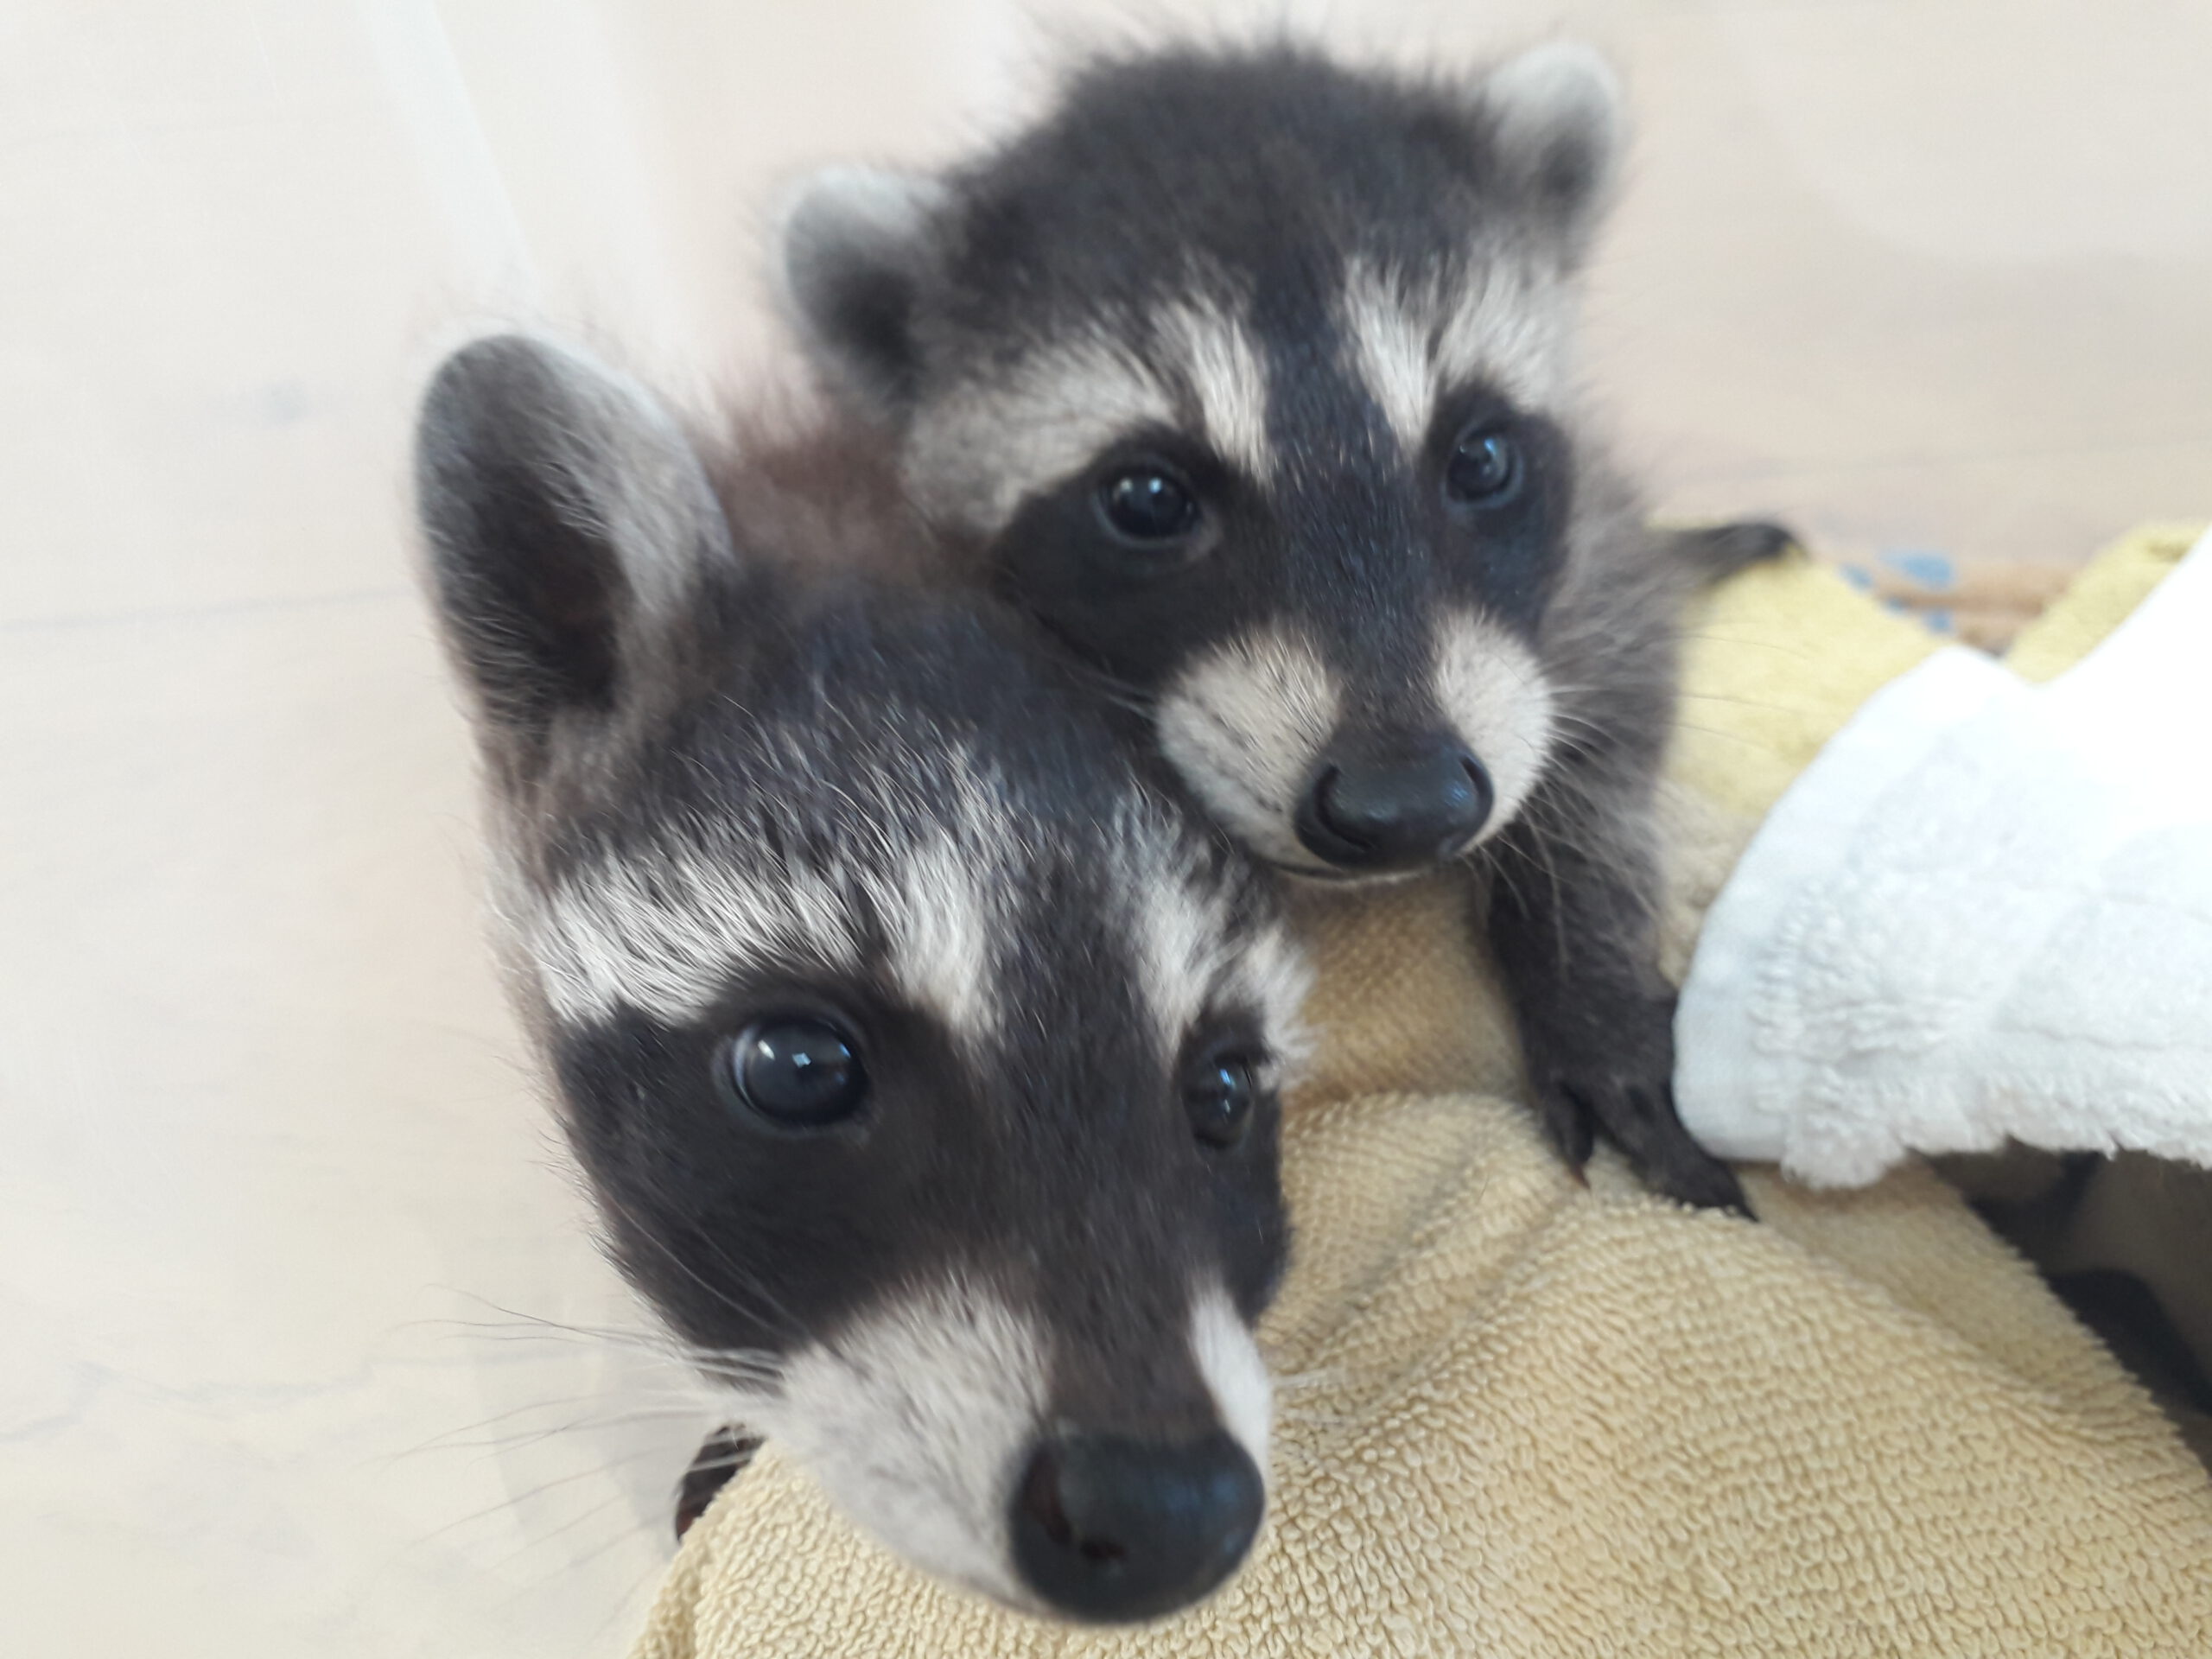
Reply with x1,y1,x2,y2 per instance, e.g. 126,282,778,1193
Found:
1431,610,1558,843
1341,264,1438,461
1236,919,1315,1077
1340,258,1572,452
905,302,1273,536
1132,866,1236,1052
887,835,1002,1048
530,843,861,1027
1151,297,1273,485
906,334,1175,532
1132,865,1313,1071
528,824,1007,1042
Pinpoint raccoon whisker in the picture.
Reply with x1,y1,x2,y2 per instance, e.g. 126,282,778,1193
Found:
1520,804,1649,901
424,1404,755,1463
480,1476,671,1586
1065,656,1155,715
682,1344,784,1373
427,1303,745,1371
594,1188,810,1342
418,1306,704,1362
1674,688,1799,712
676,1441,764,1476
1666,721,1776,749
427,1301,787,1401
391,1393,733,1460
1535,706,1615,740
416,1435,710,1550
1475,845,1537,933
688,1359,785,1390
391,1394,626,1458
1514,796,1575,918
1675,631,1822,663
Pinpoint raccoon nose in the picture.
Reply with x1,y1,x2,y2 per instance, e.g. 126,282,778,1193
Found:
1011,1429,1263,1623
1294,740,1493,870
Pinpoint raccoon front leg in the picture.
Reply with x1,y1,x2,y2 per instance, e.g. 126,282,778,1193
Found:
1483,801,1750,1215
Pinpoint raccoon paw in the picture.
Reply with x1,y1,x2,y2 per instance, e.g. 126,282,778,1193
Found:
1517,999,1751,1215
1533,1071,1751,1217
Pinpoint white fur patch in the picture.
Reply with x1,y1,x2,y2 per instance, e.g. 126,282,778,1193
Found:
905,300,1274,537
530,760,1017,1036
756,1276,1047,1607
887,833,1003,1050
1430,260,1573,411
1236,918,1316,1083
1153,298,1274,485
1340,257,1572,449
530,840,860,1027
1430,609,1558,842
1133,863,1233,1051
1340,264,1440,458
906,333,1177,534
1189,1286,1272,1478
1127,852,1312,1097
1155,626,1344,874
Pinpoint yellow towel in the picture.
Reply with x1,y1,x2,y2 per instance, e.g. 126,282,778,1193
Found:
631,531,2212,1659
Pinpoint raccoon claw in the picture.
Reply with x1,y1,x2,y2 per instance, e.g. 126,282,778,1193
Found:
1534,1085,1598,1176
1535,1072,1751,1217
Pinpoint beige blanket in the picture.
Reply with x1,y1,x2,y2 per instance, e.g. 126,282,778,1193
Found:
631,536,2212,1657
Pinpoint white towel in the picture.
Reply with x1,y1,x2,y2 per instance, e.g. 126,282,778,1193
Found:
1675,527,2212,1186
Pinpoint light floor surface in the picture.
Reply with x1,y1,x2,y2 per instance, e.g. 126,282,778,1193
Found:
3,3,2207,1654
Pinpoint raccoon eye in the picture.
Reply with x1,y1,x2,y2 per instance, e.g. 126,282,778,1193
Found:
722,1017,868,1128
1445,424,1522,506
1185,1052,1261,1149
1097,467,1202,543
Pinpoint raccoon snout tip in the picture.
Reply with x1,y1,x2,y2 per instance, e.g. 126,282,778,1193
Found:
1293,738,1495,873
1009,1427,1264,1623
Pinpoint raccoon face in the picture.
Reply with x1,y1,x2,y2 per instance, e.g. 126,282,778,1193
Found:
416,337,1307,1622
781,43,1623,881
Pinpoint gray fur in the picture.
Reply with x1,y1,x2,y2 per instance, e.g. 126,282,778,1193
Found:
416,334,1301,1612
775,41,1750,1211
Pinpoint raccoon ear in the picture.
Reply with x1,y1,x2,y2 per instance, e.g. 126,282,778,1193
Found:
414,334,734,739
777,166,950,415
1476,41,1624,257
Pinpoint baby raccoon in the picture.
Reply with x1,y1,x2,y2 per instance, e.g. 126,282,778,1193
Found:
415,335,1309,1622
777,41,1758,1211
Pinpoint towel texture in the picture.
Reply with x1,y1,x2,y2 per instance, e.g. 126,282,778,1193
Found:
1677,525,2212,1185
630,537,2212,1659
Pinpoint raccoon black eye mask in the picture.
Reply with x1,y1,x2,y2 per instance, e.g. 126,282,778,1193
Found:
779,41,1782,1214
415,334,1311,1623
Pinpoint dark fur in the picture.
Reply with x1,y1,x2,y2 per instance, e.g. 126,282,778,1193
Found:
780,45,1753,1211
416,336,1296,1605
